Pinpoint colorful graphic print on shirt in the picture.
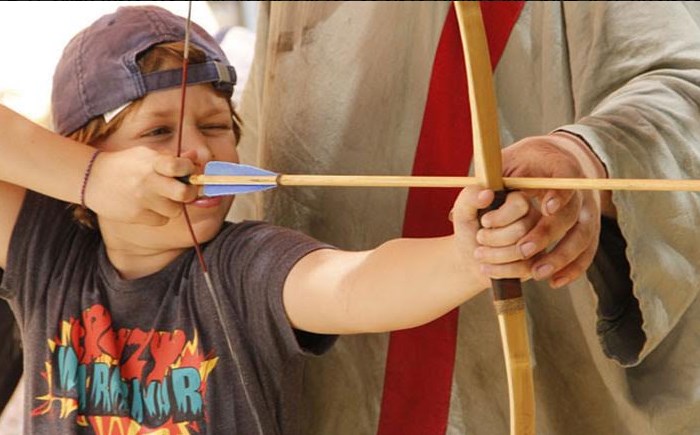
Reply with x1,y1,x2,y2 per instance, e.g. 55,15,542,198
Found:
33,304,218,434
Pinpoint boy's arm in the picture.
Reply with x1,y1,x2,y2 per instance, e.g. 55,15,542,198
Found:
0,105,197,269
283,188,536,334
0,105,93,269
284,237,489,335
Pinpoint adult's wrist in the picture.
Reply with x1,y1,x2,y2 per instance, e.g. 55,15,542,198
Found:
549,130,617,218
549,130,608,180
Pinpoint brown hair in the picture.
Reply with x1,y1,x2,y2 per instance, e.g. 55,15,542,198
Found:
68,42,241,227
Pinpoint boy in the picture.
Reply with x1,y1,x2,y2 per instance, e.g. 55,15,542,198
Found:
0,6,536,434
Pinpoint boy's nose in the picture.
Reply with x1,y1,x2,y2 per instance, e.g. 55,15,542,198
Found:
180,128,213,165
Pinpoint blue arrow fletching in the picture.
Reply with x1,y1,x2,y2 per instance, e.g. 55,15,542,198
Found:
202,161,279,197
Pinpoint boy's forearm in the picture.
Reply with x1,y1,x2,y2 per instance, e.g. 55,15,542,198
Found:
294,237,489,335
0,105,93,204
348,237,488,332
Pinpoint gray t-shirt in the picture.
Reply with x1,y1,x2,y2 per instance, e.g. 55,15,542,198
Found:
0,191,336,434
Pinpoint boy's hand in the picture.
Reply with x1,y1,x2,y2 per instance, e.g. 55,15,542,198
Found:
473,190,541,280
451,187,538,286
84,147,199,225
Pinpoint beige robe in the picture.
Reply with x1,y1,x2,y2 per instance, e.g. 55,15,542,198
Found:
232,2,700,434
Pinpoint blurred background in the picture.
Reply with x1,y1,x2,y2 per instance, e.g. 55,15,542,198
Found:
0,2,259,432
0,1,258,125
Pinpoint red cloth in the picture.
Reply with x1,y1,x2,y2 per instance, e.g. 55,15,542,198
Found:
378,2,524,434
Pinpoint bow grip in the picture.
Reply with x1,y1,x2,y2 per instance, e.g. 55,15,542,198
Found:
477,190,523,302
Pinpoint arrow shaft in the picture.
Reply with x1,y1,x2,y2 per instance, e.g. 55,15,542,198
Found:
188,174,700,192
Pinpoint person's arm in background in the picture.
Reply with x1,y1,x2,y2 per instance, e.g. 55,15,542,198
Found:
490,2,700,366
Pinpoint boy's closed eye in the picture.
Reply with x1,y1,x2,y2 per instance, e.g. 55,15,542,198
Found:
199,123,234,135
140,123,231,138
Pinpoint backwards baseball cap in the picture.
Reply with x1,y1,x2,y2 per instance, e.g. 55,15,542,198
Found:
52,5,237,136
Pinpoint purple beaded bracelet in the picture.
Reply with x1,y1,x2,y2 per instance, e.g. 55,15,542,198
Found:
80,149,101,209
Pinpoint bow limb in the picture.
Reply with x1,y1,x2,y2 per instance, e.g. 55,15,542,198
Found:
454,2,536,434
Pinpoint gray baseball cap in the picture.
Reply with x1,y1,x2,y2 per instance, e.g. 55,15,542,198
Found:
52,5,237,136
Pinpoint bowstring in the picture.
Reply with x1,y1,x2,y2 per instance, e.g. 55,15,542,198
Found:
176,1,208,273
176,3,263,432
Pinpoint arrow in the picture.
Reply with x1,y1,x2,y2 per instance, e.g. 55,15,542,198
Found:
182,161,700,196
196,162,278,197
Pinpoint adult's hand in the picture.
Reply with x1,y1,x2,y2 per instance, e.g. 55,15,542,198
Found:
498,132,613,288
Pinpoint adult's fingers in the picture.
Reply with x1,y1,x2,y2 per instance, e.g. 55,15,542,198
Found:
547,242,597,288
537,188,578,217
516,190,582,259
530,200,600,282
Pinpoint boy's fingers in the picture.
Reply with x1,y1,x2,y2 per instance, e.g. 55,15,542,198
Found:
153,155,196,177
479,259,534,281
141,175,198,220
479,191,530,228
133,210,170,227
165,178,199,203
474,243,529,265
451,187,494,224
147,196,184,220
476,208,538,248
150,173,199,204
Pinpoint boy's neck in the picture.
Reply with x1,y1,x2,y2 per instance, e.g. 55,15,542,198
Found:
103,244,184,280
98,223,188,280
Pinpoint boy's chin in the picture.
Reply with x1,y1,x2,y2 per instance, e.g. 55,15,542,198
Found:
190,219,226,245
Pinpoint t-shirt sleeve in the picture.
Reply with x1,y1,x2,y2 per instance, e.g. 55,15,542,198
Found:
212,222,337,360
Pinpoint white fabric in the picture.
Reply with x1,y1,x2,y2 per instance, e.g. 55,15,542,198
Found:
231,2,700,434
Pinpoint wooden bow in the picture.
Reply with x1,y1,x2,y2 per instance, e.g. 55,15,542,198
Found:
454,2,536,434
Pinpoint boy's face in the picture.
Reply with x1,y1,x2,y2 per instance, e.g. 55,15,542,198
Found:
96,83,238,248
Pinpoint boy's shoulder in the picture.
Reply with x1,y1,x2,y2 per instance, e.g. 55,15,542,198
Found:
213,220,311,246
207,219,331,265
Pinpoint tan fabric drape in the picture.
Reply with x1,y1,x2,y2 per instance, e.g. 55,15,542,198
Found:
232,2,700,433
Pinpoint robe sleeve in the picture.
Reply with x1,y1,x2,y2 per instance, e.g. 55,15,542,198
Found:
557,2,700,366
